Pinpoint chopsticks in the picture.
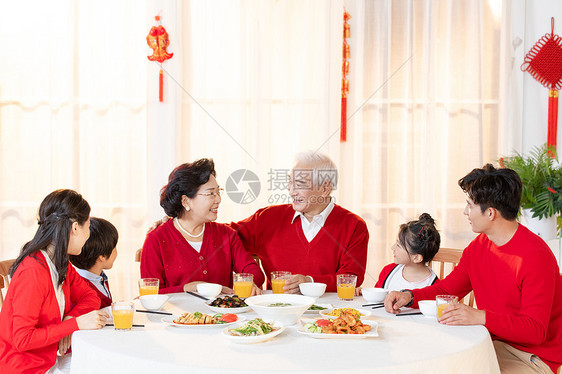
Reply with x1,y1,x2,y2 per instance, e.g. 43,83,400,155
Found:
184,290,209,301
362,303,384,308
106,324,145,327
136,309,173,315
396,311,423,316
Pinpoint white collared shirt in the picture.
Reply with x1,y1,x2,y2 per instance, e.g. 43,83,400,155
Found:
291,201,335,242
41,250,65,321
75,267,111,298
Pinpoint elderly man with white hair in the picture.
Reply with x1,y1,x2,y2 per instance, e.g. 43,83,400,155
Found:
231,151,369,293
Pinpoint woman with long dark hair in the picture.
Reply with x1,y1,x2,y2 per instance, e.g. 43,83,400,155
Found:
0,189,108,374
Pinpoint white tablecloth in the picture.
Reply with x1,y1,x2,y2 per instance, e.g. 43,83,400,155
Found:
70,293,500,374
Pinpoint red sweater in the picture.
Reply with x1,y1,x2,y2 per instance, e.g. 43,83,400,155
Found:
0,252,100,374
412,225,562,373
141,220,265,293
231,204,369,292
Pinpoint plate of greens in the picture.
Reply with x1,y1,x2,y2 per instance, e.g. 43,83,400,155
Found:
222,318,284,344
303,303,333,314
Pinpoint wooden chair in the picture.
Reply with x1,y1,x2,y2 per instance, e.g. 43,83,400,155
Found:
135,248,142,263
429,248,475,307
0,259,16,308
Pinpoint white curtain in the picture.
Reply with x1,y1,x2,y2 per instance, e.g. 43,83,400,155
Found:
0,0,509,300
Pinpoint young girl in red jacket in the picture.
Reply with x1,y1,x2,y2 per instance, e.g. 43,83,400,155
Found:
0,189,109,374
374,213,441,291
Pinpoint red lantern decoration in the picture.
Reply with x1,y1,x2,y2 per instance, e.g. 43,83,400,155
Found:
341,11,351,142
147,15,173,102
521,18,562,154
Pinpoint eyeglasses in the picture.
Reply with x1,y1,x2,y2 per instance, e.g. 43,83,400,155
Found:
197,188,224,198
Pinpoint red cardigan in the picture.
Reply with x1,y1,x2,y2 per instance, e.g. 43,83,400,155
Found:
412,225,562,373
231,204,369,292
141,220,265,293
0,251,100,374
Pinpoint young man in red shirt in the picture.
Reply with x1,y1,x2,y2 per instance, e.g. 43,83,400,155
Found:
385,164,562,373
231,152,369,293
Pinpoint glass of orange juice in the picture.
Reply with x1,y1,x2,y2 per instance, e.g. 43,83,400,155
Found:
138,278,159,296
337,274,357,301
111,301,134,331
436,295,458,318
271,271,291,294
233,273,253,298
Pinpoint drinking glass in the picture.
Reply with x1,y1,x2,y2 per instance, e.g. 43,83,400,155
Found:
436,295,459,318
336,274,357,301
271,271,291,294
138,278,159,296
233,273,253,298
112,301,134,331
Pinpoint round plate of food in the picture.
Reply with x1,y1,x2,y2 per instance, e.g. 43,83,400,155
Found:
162,312,244,328
206,295,251,313
319,307,372,319
222,319,284,344
297,317,378,339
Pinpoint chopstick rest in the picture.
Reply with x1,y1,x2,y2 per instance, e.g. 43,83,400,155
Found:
136,309,173,315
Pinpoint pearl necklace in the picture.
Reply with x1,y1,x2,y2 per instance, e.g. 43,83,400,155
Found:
175,218,205,238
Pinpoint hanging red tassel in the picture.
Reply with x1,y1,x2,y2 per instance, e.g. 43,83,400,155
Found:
341,96,347,142
341,11,351,142
549,90,559,150
159,69,164,102
147,15,173,102
521,17,562,155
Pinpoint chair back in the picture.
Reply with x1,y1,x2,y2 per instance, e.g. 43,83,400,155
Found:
429,248,475,307
0,259,16,307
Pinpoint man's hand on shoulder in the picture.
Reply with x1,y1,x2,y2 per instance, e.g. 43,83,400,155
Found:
147,216,170,234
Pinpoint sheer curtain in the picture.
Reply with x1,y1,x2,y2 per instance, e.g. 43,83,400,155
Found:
337,0,507,285
0,1,148,300
0,0,509,300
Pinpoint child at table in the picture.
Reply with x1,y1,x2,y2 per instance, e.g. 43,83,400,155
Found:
69,217,118,309
374,213,441,290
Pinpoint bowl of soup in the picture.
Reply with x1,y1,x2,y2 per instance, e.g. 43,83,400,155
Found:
244,294,315,326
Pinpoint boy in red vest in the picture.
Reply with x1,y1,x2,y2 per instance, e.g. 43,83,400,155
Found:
70,217,118,309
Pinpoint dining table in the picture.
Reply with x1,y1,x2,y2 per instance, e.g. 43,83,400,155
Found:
70,292,500,373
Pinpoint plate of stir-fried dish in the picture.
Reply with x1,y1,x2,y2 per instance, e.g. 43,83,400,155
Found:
222,318,284,343
297,312,378,339
162,312,243,328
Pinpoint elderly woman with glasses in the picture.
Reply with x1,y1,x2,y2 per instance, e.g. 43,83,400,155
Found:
141,158,264,295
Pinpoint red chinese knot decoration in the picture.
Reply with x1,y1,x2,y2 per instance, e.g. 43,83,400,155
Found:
147,15,173,102
341,11,351,142
521,18,562,153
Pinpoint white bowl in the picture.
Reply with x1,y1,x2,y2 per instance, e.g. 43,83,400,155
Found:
418,300,437,318
196,283,222,299
362,287,387,303
299,282,327,298
139,295,169,311
244,294,315,326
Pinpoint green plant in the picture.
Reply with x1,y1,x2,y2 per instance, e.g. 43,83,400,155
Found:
500,144,562,232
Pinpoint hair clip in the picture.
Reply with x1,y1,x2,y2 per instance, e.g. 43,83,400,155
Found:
417,227,424,236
